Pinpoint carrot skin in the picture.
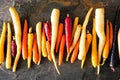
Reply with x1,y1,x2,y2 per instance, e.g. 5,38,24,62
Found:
56,23,64,53
71,40,80,64
59,35,66,66
33,33,39,64
65,14,72,61
22,19,28,60
46,41,52,61
12,37,17,58
109,21,113,51
44,21,51,42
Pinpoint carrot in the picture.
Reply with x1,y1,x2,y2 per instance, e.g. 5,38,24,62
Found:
6,22,12,69
33,33,39,64
27,27,33,69
42,28,47,57
44,21,51,41
67,24,82,61
101,20,110,65
46,41,52,61
72,17,79,40
118,28,120,59
58,35,66,66
91,18,98,68
95,8,106,75
71,40,80,64
51,8,60,74
0,22,6,64
12,36,17,58
65,14,72,61
22,19,28,60
109,21,113,51
9,6,22,72
36,22,42,65
81,31,92,69
56,23,64,53
78,8,93,60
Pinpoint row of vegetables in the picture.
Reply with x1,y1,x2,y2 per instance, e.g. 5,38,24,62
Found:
0,6,120,75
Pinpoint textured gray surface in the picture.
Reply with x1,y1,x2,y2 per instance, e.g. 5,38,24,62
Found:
0,0,120,80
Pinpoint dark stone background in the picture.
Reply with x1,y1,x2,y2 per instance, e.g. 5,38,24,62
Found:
0,0,120,80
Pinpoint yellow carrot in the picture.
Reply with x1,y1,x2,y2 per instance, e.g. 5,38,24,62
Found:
51,8,60,74
102,20,109,65
91,18,98,68
27,27,33,69
72,17,79,40
9,6,22,72
42,29,47,57
78,8,93,60
0,22,6,64
81,31,92,69
36,22,42,65
118,28,120,59
6,22,12,69
95,8,106,75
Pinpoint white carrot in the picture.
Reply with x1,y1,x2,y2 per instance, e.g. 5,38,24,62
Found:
95,8,106,74
78,8,93,60
51,8,60,74
36,22,42,65
9,6,22,72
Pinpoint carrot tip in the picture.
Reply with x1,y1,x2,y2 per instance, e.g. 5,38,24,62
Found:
101,58,106,66
97,65,100,75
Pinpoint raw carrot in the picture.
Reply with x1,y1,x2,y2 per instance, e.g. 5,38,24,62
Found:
118,28,120,59
65,14,72,61
22,19,28,60
72,17,79,40
6,22,12,69
109,21,113,51
44,21,51,41
58,35,65,66
0,22,6,64
95,8,106,75
36,22,42,65
91,18,98,68
67,24,82,61
102,19,110,65
46,41,52,61
9,6,22,72
81,31,92,69
12,36,17,58
56,23,64,53
78,8,93,60
51,8,60,74
27,27,33,69
42,28,47,57
33,33,39,64
71,40,80,64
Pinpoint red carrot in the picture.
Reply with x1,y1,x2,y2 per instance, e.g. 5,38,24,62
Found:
109,21,113,51
22,19,28,60
12,36,17,58
58,35,66,66
44,21,51,41
56,23,64,53
65,14,72,61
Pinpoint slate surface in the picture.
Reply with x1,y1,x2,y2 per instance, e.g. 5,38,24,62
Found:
0,0,120,80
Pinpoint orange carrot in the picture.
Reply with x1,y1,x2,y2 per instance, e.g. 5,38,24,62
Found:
102,20,109,65
42,28,47,57
33,33,39,64
91,18,98,68
109,21,113,51
71,40,80,64
0,22,6,64
22,19,28,60
58,35,66,66
46,41,52,61
56,23,64,53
